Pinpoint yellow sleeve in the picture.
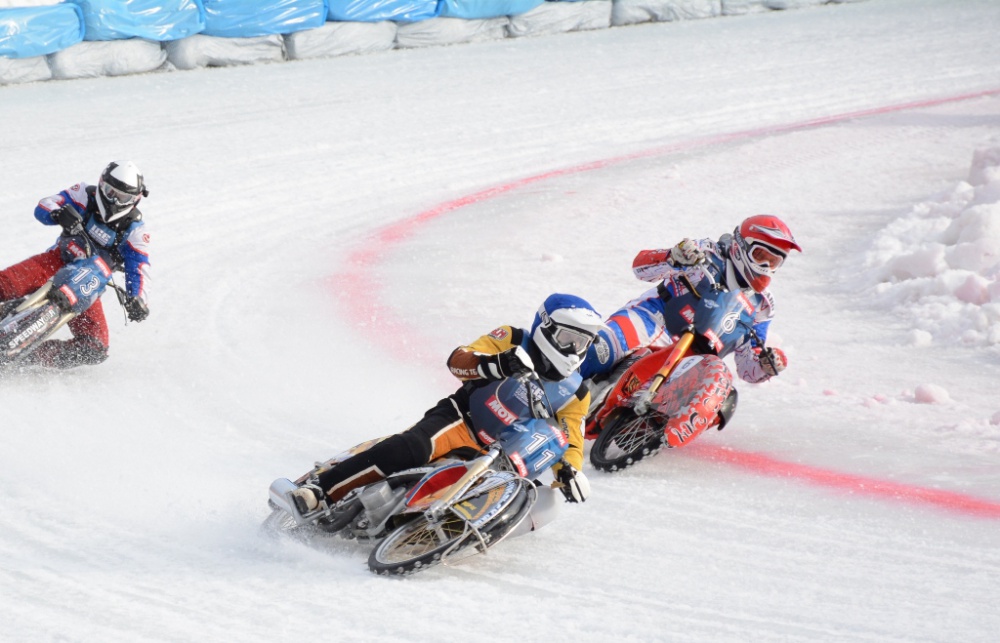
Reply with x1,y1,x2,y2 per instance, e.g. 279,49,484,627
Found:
447,325,519,381
552,389,591,471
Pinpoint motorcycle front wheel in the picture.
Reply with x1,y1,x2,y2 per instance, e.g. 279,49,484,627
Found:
369,480,535,575
368,512,472,575
589,408,666,472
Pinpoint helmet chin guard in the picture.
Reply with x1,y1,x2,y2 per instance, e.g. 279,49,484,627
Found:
97,160,147,225
728,214,801,292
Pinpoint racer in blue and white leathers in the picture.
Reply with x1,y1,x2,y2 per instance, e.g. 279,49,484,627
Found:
580,234,784,385
0,165,150,368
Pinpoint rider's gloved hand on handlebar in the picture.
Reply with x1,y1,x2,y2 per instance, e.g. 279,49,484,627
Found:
758,347,787,377
478,346,535,380
53,205,84,237
554,463,590,503
124,296,149,322
669,238,706,266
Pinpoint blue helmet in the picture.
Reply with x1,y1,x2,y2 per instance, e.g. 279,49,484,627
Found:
530,294,606,378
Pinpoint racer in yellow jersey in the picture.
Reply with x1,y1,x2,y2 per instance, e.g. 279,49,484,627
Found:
290,294,606,511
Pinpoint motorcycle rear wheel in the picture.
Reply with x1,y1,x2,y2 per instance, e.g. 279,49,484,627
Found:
589,408,665,472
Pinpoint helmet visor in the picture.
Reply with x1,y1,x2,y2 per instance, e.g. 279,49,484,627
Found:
749,244,786,272
100,181,139,210
544,324,595,356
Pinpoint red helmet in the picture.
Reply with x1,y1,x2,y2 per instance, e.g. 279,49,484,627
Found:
728,215,801,292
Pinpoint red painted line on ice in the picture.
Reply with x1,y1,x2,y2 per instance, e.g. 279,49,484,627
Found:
331,87,1000,341
685,443,1000,519
329,87,1000,517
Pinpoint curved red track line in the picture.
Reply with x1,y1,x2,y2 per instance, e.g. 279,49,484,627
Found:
687,443,1000,519
329,87,1000,518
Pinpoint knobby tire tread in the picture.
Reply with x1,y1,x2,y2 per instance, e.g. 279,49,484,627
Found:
589,408,666,472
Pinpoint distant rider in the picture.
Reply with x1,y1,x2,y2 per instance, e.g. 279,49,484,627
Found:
290,293,607,514
580,214,802,393
0,161,151,368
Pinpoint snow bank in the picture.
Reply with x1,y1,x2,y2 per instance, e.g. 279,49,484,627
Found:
866,142,1000,348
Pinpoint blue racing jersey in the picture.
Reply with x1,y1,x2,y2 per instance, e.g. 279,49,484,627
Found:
581,235,777,384
35,182,150,303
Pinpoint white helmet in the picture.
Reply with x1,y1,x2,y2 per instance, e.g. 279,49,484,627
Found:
96,160,147,225
530,294,606,379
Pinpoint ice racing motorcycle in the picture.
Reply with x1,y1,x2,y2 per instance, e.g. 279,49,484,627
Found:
0,234,128,368
584,268,767,472
264,373,569,576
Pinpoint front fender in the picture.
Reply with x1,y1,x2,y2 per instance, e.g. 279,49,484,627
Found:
654,355,734,448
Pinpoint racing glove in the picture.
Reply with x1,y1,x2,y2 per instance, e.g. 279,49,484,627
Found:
758,347,787,377
53,205,84,237
478,346,535,380
669,238,706,266
554,463,590,503
124,296,149,322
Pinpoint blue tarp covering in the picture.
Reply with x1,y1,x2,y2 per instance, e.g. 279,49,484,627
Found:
66,1,206,42
439,0,544,19
0,5,85,59
202,0,328,37
328,0,439,23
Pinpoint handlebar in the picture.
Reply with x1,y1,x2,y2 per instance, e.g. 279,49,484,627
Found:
60,231,132,319
514,371,553,420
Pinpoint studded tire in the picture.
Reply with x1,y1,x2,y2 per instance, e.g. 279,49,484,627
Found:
589,408,666,473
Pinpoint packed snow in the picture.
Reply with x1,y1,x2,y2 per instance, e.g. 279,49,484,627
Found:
2,0,1000,641
865,143,1000,347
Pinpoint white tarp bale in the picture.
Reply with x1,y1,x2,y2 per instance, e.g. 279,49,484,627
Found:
395,16,508,49
508,1,612,38
0,0,60,6
761,0,829,9
0,55,51,84
48,39,166,79
165,34,285,70
285,21,396,60
720,0,772,14
612,0,720,26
